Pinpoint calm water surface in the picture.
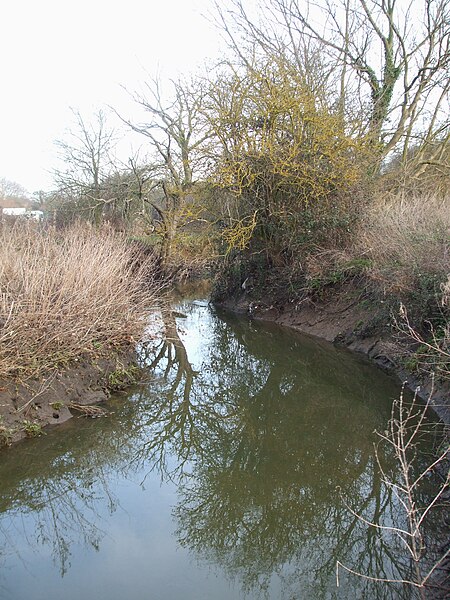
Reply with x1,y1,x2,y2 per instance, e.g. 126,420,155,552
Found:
0,296,442,599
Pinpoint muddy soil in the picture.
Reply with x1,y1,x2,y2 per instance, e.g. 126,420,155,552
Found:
0,349,138,447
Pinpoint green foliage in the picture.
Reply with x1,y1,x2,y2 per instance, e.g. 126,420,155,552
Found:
50,402,65,411
307,257,372,296
407,272,446,324
22,420,44,438
108,364,141,390
0,417,13,447
402,351,423,373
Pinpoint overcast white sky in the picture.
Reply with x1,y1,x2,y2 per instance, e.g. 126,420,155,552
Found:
0,0,224,193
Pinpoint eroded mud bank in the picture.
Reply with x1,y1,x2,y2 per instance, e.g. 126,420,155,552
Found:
216,287,450,424
0,349,138,446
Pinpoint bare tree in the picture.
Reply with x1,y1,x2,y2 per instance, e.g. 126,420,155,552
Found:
53,109,116,221
215,0,450,163
118,78,212,263
97,149,160,228
0,177,29,207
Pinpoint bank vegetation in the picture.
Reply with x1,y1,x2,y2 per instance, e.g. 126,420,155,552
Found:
40,2,448,388
1,2,448,592
7,0,449,406
0,221,161,380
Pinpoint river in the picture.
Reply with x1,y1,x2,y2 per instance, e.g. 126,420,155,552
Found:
0,293,445,599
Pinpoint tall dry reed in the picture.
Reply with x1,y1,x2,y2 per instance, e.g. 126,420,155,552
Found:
352,193,449,379
355,193,449,294
0,221,162,379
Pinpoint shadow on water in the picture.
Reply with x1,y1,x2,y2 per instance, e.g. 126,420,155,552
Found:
0,296,446,599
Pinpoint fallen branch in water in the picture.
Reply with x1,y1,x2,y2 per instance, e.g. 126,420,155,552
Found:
67,402,107,418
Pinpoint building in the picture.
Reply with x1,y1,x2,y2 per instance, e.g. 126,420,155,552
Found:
2,208,44,220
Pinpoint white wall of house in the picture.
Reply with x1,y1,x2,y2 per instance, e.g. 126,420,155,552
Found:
2,207,27,216
2,208,44,220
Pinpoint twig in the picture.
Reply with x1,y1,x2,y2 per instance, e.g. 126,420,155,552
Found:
16,371,58,414
336,560,426,589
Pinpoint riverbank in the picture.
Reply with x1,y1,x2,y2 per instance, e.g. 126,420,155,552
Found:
0,349,143,445
0,221,164,448
2,295,437,600
216,281,450,424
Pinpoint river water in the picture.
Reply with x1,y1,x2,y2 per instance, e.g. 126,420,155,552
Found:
0,294,445,599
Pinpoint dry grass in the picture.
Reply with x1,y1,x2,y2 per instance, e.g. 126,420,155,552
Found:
354,193,450,294
442,275,450,307
299,193,449,380
0,221,163,379
350,193,449,380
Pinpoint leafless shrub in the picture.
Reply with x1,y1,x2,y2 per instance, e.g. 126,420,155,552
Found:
337,384,450,598
0,221,163,379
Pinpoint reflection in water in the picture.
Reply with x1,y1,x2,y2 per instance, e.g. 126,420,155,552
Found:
0,298,445,599
0,398,139,578
139,304,412,598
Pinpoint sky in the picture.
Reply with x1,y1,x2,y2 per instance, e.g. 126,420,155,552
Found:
0,0,224,193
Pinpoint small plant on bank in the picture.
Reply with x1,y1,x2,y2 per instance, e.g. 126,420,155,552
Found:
307,258,372,296
108,364,141,390
0,417,13,447
22,420,44,438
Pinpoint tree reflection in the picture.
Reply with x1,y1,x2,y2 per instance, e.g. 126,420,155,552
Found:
137,304,424,598
0,392,151,577
0,302,443,599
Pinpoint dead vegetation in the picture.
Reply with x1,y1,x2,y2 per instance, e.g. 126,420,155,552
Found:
0,221,163,380
354,193,450,295
337,384,450,598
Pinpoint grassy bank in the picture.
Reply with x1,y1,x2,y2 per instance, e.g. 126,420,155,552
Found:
351,193,449,381
0,221,162,380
